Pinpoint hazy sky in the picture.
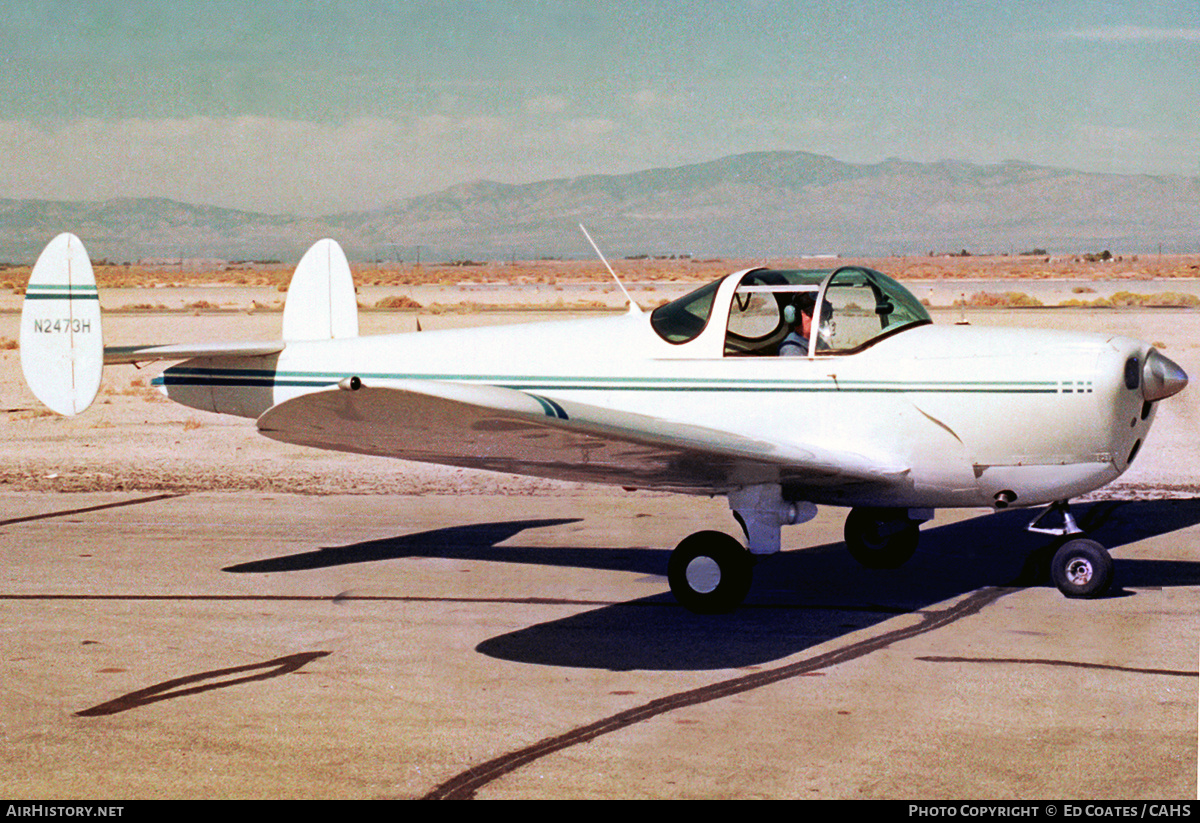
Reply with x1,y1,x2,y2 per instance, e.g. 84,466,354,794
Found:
2,0,1198,213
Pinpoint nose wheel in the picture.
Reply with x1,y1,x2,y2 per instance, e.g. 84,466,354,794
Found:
1049,538,1114,598
667,531,754,614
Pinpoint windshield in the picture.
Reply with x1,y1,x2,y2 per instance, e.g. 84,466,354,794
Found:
650,278,721,344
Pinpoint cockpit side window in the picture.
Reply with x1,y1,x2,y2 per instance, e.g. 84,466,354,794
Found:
816,267,932,354
722,266,931,357
650,278,722,344
724,269,829,356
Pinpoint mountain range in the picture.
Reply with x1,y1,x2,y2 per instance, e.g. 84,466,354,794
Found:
2,151,1197,263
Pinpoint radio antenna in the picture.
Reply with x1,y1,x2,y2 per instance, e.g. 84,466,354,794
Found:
579,224,640,313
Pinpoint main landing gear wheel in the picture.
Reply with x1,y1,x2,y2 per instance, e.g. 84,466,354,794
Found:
844,507,920,569
1050,538,1114,599
667,530,753,614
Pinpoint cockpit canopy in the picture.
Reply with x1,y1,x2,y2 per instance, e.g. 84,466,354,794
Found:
650,266,932,356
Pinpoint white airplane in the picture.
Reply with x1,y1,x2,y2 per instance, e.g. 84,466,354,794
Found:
20,233,1188,612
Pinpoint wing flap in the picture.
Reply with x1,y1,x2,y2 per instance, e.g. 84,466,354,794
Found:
256,380,908,495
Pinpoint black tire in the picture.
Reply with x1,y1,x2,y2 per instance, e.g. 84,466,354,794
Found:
1050,538,1113,598
844,507,920,569
667,530,753,614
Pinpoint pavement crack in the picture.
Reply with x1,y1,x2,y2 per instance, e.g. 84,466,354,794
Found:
0,493,183,526
916,655,1197,678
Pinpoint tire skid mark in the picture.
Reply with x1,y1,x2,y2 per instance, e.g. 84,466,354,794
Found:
0,493,182,526
423,586,1013,800
917,655,1197,678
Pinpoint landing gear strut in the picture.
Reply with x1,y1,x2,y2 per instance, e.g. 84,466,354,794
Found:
667,484,815,613
1029,500,1114,598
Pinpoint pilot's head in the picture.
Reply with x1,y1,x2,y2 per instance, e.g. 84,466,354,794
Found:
784,293,816,335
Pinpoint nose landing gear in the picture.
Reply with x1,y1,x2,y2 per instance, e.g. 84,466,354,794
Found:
1029,501,1114,598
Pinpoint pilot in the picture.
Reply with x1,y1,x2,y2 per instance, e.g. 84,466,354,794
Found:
779,294,815,357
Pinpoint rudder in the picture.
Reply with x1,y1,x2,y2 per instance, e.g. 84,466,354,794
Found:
281,238,359,341
19,233,103,416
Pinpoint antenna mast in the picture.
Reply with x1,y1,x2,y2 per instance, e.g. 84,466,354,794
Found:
579,224,640,313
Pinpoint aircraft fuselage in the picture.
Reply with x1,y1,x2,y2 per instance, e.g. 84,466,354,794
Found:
156,310,1159,510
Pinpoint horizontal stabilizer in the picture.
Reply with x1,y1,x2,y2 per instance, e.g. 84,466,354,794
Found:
281,238,358,341
20,233,103,416
104,341,286,365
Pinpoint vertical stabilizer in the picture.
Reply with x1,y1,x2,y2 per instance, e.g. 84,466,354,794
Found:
281,238,359,340
19,233,103,416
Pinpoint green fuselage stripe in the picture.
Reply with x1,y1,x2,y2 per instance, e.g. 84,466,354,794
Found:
25,290,100,300
153,366,1088,394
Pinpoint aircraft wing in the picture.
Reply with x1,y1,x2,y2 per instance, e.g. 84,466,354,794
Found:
255,380,909,496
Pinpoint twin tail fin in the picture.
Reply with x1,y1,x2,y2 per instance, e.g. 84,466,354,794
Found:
19,234,360,416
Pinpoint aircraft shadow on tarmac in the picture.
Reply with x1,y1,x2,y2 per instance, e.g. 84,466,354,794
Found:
219,518,668,575
226,500,1200,671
